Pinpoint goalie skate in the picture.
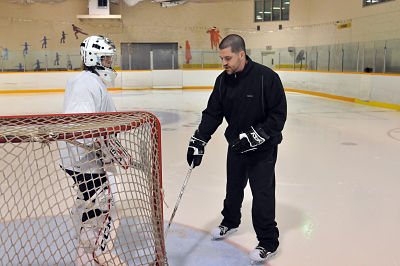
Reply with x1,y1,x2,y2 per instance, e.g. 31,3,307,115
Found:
76,238,126,266
75,210,124,265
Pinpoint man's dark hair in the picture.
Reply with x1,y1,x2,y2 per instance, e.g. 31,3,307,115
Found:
219,34,246,54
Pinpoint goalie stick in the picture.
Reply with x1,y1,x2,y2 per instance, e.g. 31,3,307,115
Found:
165,165,193,237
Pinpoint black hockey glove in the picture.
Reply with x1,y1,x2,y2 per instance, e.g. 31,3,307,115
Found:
231,126,270,153
187,130,207,168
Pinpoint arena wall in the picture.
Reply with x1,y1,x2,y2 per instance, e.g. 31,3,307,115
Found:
1,0,400,52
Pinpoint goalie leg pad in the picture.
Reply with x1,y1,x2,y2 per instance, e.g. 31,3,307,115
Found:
83,180,117,252
65,170,119,253
66,169,108,201
67,170,107,239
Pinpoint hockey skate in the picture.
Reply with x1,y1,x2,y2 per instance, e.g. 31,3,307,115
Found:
76,247,126,265
210,225,238,240
249,246,276,264
74,211,125,265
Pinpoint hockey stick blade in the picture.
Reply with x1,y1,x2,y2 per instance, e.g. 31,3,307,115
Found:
165,165,193,238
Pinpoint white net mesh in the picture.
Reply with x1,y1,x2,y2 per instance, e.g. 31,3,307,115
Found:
0,112,167,265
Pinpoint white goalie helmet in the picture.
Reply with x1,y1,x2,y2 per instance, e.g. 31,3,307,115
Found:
80,35,117,84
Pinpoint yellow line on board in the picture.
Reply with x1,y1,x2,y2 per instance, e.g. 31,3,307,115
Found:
354,99,400,110
117,69,223,72
150,88,184,90
121,87,186,91
275,69,400,76
0,88,122,94
2,69,400,76
0,71,81,74
120,88,153,91
122,87,213,90
183,69,224,71
118,70,151,72
0,89,65,94
284,88,355,102
0,87,213,94
286,88,400,110
183,86,213,89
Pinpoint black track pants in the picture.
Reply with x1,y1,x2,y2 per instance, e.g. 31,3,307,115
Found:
221,146,279,251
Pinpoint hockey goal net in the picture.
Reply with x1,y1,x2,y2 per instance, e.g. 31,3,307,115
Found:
0,112,167,265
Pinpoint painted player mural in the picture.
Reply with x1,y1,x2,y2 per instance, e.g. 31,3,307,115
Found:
1,47,8,61
15,63,23,71
33,59,43,71
60,31,67,43
206,26,222,50
185,40,192,64
72,24,88,39
54,52,60,66
41,36,49,49
21,42,31,55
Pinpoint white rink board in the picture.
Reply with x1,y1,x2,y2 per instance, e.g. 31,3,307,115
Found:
152,69,183,89
1,70,400,106
276,70,400,105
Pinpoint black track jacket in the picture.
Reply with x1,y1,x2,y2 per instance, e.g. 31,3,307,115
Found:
198,56,287,150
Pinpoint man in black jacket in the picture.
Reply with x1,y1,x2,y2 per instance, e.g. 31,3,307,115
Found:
187,34,287,263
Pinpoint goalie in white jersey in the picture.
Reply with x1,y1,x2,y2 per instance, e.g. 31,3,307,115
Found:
59,35,127,265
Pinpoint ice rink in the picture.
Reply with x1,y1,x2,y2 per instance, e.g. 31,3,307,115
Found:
0,89,399,266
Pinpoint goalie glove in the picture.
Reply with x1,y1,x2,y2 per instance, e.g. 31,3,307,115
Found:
231,126,270,153
187,130,207,168
99,136,134,169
